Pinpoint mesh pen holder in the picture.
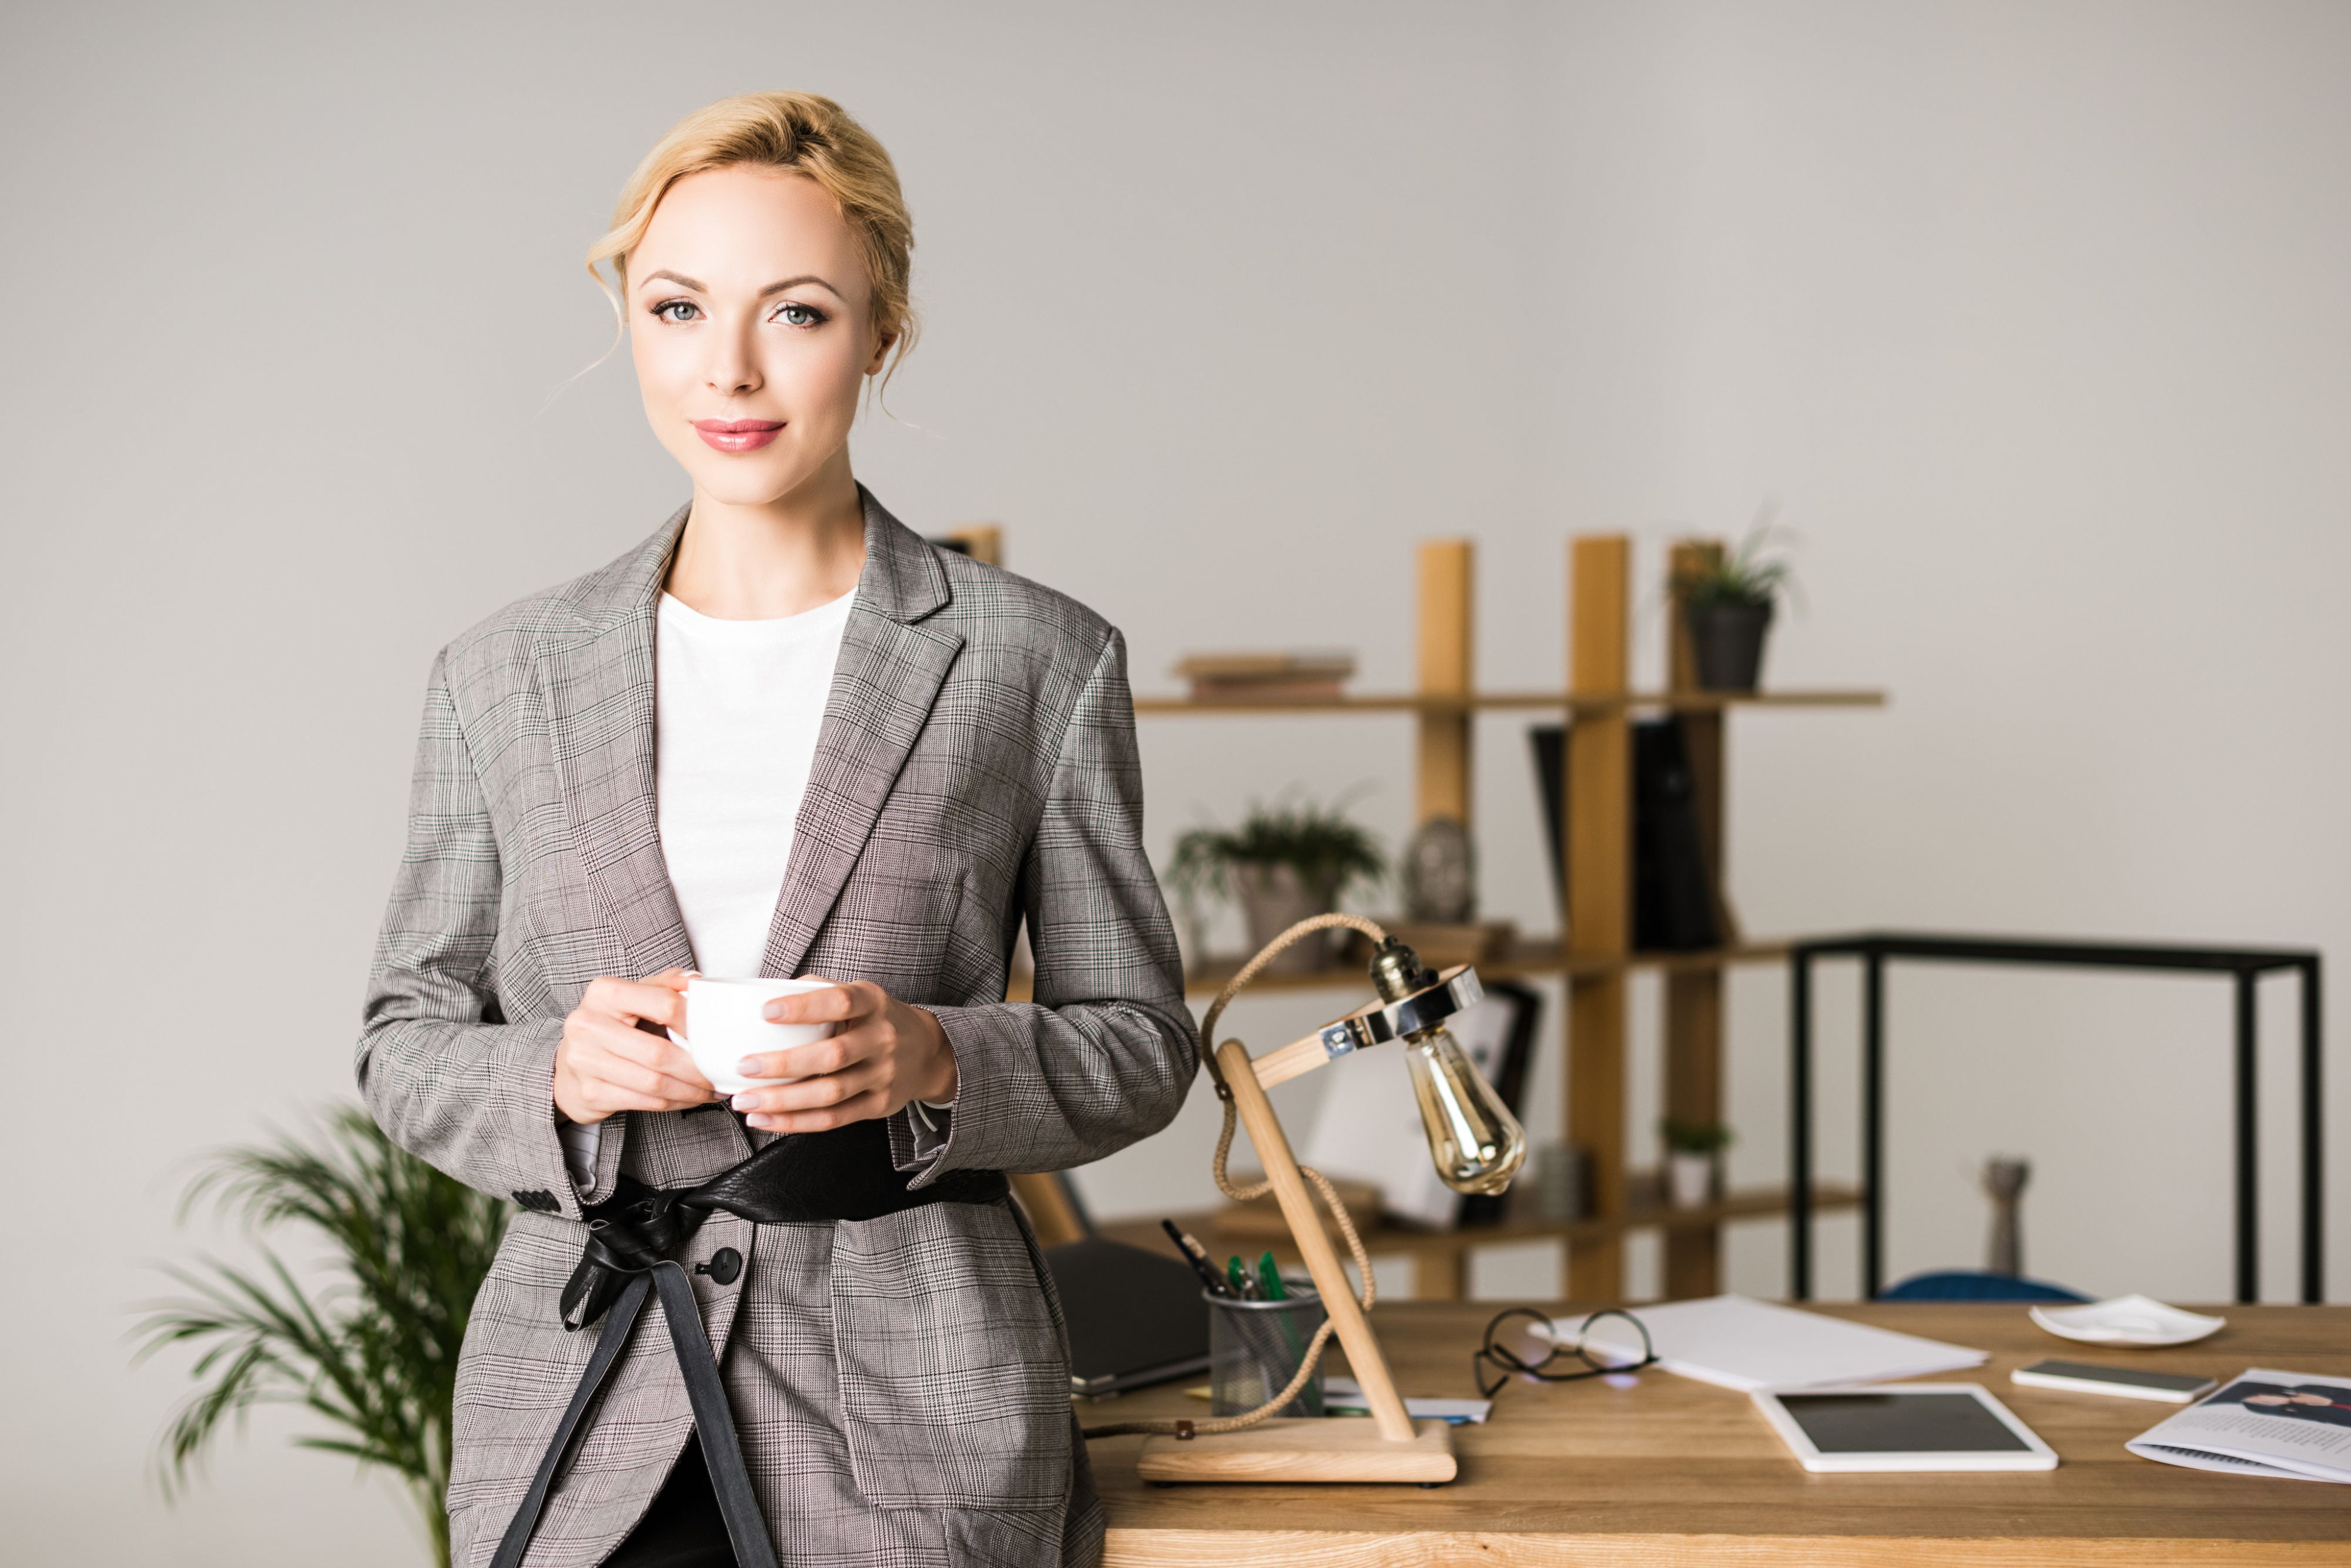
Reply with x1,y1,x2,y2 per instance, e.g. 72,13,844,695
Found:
1208,1289,1327,1418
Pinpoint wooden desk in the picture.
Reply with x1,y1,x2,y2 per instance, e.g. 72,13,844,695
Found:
1088,1302,2351,1565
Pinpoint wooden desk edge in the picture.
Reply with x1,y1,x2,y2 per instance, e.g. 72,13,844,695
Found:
1101,1528,2351,1567
1093,1305,2351,1566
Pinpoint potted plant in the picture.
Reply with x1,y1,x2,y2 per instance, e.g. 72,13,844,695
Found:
1672,525,1795,692
1660,1117,1734,1209
1169,798,1385,973
135,1107,510,1567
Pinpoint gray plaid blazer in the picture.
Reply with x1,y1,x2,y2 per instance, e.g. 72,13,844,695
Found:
359,491,1194,1567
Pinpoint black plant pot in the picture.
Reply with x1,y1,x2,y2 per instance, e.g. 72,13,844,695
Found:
1687,601,1774,692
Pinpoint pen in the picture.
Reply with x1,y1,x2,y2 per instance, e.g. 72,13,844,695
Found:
1228,1256,1257,1299
1160,1218,1235,1298
1255,1248,1305,1364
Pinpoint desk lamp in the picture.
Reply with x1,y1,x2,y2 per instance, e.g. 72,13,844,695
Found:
1091,914,1525,1484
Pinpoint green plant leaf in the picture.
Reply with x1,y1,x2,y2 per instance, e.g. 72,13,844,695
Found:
1671,519,1799,610
1165,793,1386,907
1659,1116,1736,1154
134,1107,506,1567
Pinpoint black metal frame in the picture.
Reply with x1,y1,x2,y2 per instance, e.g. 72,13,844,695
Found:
1787,933,2323,1305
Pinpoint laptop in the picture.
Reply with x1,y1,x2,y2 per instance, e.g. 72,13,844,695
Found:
1044,1235,1213,1397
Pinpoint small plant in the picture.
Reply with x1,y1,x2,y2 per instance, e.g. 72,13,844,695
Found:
1168,796,1386,906
1672,522,1796,610
133,1107,510,1567
1660,1117,1736,1156
1673,515,1799,692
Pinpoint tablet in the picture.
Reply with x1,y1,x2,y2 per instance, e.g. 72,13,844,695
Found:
2011,1358,2215,1403
1750,1383,2059,1472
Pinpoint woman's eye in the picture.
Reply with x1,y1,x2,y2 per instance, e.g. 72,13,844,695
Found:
772,301,826,328
652,300,701,323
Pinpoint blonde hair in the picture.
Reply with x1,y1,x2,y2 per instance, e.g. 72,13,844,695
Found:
587,91,916,376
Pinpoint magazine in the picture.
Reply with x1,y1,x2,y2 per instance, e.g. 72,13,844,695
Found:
2126,1368,2351,1483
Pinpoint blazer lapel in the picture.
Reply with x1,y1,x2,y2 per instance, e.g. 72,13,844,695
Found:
759,490,962,979
541,504,698,982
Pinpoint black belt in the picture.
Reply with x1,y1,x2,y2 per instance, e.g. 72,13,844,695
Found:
488,1118,1009,1568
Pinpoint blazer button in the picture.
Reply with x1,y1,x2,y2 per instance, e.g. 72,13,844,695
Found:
694,1248,743,1286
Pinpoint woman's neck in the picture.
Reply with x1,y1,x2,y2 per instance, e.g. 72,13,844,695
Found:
665,458,868,620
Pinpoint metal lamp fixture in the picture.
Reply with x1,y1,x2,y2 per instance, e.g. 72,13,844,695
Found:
1087,916,1525,1485
1367,937,1528,1195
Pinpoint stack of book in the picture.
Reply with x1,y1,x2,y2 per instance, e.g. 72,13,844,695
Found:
1175,651,1356,702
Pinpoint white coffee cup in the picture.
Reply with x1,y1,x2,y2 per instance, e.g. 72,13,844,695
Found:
671,975,839,1097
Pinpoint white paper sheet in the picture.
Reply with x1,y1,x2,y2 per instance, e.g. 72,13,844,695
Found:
1321,1376,1492,1425
2126,1368,2351,1483
1564,1294,1987,1391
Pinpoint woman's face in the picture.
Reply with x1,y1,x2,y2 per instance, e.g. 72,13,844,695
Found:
627,165,888,509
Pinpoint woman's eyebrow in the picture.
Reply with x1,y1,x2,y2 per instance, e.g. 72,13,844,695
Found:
637,269,845,302
759,274,846,301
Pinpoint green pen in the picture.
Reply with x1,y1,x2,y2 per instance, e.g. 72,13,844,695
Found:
1227,1256,1254,1299
1255,1249,1306,1385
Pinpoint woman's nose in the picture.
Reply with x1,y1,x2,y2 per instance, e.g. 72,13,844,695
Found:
706,325,761,396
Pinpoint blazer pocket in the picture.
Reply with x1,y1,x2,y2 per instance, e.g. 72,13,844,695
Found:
829,1200,1072,1511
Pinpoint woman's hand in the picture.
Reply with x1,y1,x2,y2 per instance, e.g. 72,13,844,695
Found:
727,979,957,1134
552,969,714,1125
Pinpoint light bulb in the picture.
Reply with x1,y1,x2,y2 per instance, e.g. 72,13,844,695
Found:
1366,936,1528,1196
1402,1024,1528,1194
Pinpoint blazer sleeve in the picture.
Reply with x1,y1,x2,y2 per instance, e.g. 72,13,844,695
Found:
892,628,1197,1181
356,649,624,1219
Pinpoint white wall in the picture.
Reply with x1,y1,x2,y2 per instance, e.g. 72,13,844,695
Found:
1,2,2343,1562
1521,0,2351,1308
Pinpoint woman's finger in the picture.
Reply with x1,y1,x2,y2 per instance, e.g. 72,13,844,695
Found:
584,1050,699,1103
734,1020,878,1085
576,1025,715,1102
581,1059,709,1111
584,976,688,1028
761,979,872,1027
585,1014,702,1074
571,1066,697,1116
731,1058,887,1117
748,1085,889,1135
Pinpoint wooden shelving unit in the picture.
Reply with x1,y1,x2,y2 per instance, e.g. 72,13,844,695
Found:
1113,537,1884,1301
1133,689,1883,715
1007,939,1798,1002
1100,1183,1867,1302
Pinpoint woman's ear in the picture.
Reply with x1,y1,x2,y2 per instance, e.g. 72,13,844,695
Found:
866,330,897,377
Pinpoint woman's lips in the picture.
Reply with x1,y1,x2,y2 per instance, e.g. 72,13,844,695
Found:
692,418,784,453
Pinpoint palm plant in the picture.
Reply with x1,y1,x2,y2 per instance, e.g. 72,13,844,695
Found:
134,1106,509,1567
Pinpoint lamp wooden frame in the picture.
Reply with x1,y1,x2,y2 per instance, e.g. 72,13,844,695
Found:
1134,1030,1457,1485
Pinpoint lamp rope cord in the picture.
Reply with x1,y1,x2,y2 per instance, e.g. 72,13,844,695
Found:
1081,913,1388,1440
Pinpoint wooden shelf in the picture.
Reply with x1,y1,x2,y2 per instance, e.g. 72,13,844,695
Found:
1117,534,1884,1302
1133,688,1884,716
1005,939,1797,1003
1184,938,1796,995
1097,1182,1864,1300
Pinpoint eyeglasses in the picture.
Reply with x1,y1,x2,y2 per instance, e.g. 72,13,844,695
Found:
1473,1306,1658,1400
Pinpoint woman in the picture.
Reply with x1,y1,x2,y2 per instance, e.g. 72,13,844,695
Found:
360,92,1193,1568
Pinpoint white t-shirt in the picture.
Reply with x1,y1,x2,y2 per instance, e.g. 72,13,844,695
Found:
654,587,857,976
558,587,855,1186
